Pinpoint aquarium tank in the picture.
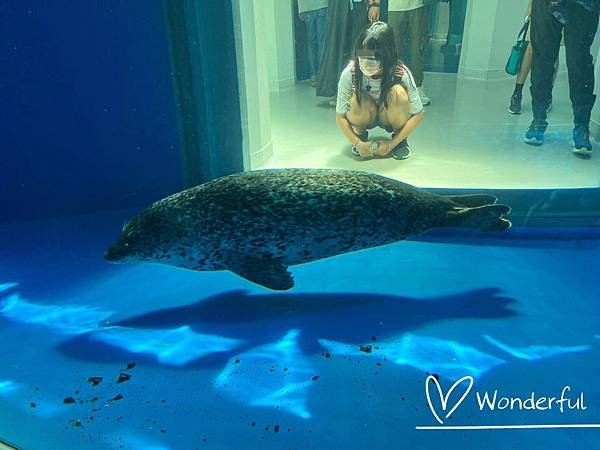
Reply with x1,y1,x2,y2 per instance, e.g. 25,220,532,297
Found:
1,1,600,449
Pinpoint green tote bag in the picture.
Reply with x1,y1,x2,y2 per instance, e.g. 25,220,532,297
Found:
505,21,530,76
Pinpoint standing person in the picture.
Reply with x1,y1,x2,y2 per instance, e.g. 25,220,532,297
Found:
367,0,389,22
335,22,424,160
525,0,599,157
298,0,329,87
508,0,559,115
387,0,431,106
317,0,385,104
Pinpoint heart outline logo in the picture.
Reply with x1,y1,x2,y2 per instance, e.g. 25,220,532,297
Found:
425,375,474,424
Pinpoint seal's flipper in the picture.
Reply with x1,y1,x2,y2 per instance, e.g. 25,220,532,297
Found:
444,194,498,207
227,255,294,291
442,204,512,231
482,217,512,232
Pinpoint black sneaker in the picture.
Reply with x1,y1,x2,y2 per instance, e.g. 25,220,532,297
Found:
391,139,411,160
573,126,592,157
524,121,547,146
508,93,522,115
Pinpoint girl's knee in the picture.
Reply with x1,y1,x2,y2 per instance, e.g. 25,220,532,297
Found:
348,94,377,124
381,87,411,130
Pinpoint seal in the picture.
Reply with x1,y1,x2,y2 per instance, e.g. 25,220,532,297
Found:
105,169,511,290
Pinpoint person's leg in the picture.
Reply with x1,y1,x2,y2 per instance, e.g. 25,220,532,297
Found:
315,8,328,77
564,2,599,155
526,0,562,144
350,0,369,44
512,43,557,97
564,5,598,126
387,11,407,61
378,84,412,159
379,0,388,22
544,57,560,113
407,6,428,87
316,0,349,98
509,41,533,114
379,85,411,130
411,5,430,105
305,10,318,82
517,41,533,85
347,93,378,137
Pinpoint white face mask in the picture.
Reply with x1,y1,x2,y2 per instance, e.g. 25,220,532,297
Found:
358,57,382,77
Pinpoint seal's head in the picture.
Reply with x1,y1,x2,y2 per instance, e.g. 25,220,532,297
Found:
105,209,168,264
104,219,141,263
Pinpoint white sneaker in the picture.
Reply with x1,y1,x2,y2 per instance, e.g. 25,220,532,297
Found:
417,86,430,106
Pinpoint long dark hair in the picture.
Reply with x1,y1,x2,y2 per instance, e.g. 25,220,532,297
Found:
353,21,398,109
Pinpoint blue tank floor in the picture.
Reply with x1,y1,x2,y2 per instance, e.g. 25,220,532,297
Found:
0,210,599,450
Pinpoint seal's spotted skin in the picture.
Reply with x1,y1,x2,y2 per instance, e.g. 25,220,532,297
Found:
105,169,511,290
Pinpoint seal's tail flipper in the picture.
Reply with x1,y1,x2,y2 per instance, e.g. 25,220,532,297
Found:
443,204,512,231
444,194,498,208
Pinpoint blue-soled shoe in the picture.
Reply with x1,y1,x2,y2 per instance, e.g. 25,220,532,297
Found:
524,121,546,146
573,126,592,157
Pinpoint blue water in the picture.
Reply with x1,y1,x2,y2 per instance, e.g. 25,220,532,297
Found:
1,210,599,449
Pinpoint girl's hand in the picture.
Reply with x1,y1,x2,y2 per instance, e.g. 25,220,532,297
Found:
372,140,391,156
368,4,380,22
299,12,305,21
356,140,374,158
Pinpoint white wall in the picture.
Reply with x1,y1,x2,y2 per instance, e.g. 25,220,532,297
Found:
459,0,523,80
265,0,296,92
232,0,274,169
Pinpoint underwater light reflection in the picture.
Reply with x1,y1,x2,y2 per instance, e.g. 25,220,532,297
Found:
92,325,244,366
0,283,18,294
0,293,112,335
319,333,507,380
483,334,592,360
215,329,314,419
0,379,63,418
103,431,170,450
0,380,20,396
0,286,244,365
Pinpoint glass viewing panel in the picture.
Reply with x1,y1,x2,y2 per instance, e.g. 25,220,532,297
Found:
235,0,600,189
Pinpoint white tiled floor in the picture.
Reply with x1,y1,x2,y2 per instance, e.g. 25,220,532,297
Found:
257,72,600,189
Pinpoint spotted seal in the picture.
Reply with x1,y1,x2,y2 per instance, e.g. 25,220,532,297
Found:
105,169,511,290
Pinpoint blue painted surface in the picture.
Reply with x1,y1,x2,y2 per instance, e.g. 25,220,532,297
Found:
0,2,182,222
0,211,598,449
1,3,599,449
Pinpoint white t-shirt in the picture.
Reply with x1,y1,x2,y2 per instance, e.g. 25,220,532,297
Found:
388,0,425,12
298,0,328,14
336,61,423,116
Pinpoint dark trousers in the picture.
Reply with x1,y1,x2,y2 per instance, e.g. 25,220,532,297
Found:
388,6,429,87
530,0,599,127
